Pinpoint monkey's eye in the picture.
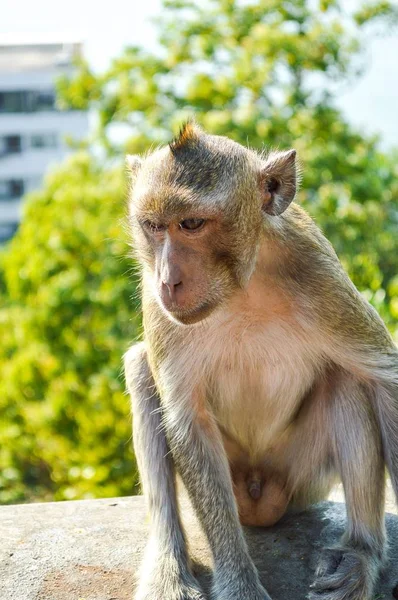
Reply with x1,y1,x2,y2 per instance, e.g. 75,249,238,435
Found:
179,218,205,231
143,221,166,234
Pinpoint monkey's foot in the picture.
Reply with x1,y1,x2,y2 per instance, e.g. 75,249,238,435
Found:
308,547,379,600
135,566,206,600
212,566,271,600
136,581,205,600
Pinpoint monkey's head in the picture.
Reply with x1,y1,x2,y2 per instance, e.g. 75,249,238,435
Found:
127,122,298,325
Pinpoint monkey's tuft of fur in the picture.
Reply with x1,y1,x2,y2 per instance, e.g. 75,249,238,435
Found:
169,119,201,154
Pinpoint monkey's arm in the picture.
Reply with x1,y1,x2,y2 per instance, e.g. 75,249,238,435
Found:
306,371,386,600
124,343,205,600
285,241,393,600
303,244,398,506
160,383,270,600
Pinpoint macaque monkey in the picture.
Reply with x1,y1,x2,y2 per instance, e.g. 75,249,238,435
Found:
124,122,398,600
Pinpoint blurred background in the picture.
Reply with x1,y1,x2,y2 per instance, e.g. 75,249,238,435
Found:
0,0,397,505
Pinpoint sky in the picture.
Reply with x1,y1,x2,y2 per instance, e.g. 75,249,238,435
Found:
2,0,398,149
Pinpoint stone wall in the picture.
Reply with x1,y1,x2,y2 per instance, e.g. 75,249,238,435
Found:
1,497,398,600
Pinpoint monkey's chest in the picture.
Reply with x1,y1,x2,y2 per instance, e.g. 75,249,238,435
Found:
204,320,316,460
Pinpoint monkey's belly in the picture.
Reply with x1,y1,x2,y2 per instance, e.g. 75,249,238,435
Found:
232,468,289,527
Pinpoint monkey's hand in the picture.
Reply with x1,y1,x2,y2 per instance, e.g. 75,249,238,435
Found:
211,563,272,600
308,546,379,600
135,556,206,600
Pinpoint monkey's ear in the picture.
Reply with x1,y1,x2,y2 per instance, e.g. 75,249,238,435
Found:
260,149,298,216
126,155,143,177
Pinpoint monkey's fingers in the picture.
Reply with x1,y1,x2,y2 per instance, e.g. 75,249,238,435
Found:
308,590,352,600
313,547,344,578
309,572,357,593
309,548,374,600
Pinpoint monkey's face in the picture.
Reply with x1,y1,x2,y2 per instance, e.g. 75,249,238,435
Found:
133,209,256,325
127,123,298,325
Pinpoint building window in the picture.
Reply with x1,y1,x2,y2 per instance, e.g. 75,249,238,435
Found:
0,135,22,155
30,132,57,149
0,222,18,243
0,179,24,200
0,90,55,113
0,91,25,112
35,91,55,111
7,135,21,153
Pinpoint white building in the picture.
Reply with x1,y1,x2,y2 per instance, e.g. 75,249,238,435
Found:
0,36,88,242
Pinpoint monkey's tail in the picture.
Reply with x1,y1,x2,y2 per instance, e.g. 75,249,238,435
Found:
372,349,398,506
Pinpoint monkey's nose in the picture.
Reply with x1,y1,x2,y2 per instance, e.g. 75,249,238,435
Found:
161,280,183,303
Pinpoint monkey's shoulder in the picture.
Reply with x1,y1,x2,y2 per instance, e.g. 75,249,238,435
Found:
285,206,394,349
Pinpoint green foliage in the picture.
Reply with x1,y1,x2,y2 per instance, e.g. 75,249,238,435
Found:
0,0,397,503
56,0,398,333
0,154,140,503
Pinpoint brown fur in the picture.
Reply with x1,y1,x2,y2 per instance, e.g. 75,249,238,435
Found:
169,121,200,154
125,123,398,600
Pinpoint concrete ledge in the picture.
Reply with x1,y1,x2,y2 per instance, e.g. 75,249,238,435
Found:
1,497,398,599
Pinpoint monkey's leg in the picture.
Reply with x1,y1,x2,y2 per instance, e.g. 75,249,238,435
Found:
372,352,398,505
309,374,385,600
165,398,271,600
124,344,205,600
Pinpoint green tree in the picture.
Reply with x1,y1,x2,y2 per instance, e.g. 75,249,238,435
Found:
57,0,398,331
0,0,397,503
0,155,140,502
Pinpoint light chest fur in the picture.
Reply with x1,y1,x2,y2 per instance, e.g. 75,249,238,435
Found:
166,277,323,464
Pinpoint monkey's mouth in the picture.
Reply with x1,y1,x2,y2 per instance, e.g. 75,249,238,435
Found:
162,299,218,326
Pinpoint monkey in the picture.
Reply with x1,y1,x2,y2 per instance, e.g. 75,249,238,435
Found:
124,121,398,600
